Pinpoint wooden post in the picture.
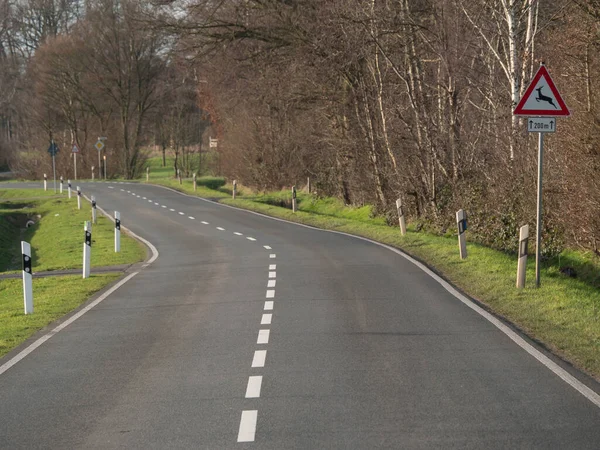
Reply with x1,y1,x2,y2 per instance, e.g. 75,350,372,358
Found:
146,167,149,182
517,225,529,288
193,173,197,191
92,166,95,181
456,209,467,259
307,177,311,194
233,180,237,199
178,169,182,185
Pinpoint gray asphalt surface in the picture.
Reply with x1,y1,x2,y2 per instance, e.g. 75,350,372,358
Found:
1,181,600,449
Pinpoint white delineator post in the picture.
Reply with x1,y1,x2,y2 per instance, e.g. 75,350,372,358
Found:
517,224,529,289
456,209,467,260
77,186,81,210
307,177,311,194
292,186,297,212
22,241,33,314
91,196,97,224
59,176,63,194
114,211,121,252
83,221,91,279
68,180,72,198
43,173,47,191
233,180,237,199
193,173,197,192
396,198,406,236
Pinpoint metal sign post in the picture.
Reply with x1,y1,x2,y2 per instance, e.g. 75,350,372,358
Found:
48,141,59,193
514,64,570,288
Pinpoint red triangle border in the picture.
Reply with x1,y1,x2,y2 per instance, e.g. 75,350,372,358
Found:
513,65,570,117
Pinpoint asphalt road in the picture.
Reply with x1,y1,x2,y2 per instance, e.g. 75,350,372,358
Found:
1,181,600,449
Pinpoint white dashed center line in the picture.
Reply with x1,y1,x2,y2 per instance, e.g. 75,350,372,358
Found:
247,237,256,241
162,205,167,208
270,254,276,259
178,212,185,215
263,245,271,250
155,202,159,205
269,265,276,270
252,350,267,367
108,186,114,189
188,216,195,220
237,411,258,443
170,209,175,212
264,301,274,311
201,221,209,225
245,376,263,398
266,290,275,298
216,227,225,231
257,329,270,344
267,280,276,288
268,272,276,279
143,197,147,199
234,232,243,236
261,314,272,325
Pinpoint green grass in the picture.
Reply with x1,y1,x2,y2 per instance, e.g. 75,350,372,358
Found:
219,194,600,379
0,192,146,272
0,274,121,358
0,188,62,199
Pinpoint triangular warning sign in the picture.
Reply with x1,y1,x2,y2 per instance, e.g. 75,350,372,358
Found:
514,65,570,117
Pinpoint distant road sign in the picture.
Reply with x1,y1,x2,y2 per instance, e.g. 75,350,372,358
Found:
528,118,556,133
47,142,59,156
209,138,218,148
72,143,80,153
94,140,105,151
514,65,570,117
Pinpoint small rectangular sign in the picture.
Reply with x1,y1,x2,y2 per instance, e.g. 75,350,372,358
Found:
527,117,556,133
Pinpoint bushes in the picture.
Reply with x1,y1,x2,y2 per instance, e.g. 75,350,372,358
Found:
197,177,226,190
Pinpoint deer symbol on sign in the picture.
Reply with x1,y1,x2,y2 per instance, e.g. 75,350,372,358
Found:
535,87,558,109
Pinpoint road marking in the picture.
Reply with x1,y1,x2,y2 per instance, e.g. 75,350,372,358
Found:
269,272,276,278
154,202,159,205
170,208,175,212
247,237,256,241
188,216,195,220
261,314,272,325
162,205,167,208
270,254,276,259
234,232,243,236
201,221,209,225
263,245,271,250
267,280,276,288
245,376,263,398
237,410,257,443
108,186,114,189
127,190,130,193
266,290,275,298
179,212,185,215
252,350,267,367
120,189,124,191
217,227,225,231
264,301,274,311
0,272,139,376
143,197,147,199
148,200,153,203
269,264,276,270
257,329,270,344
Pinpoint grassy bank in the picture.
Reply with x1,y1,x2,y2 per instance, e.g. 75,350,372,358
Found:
0,274,121,358
0,189,146,272
0,187,147,358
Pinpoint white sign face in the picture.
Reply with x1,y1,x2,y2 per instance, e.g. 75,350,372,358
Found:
527,117,556,133
94,141,104,151
209,140,218,148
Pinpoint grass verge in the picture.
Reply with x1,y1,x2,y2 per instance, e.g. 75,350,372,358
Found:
0,274,121,358
0,190,147,272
